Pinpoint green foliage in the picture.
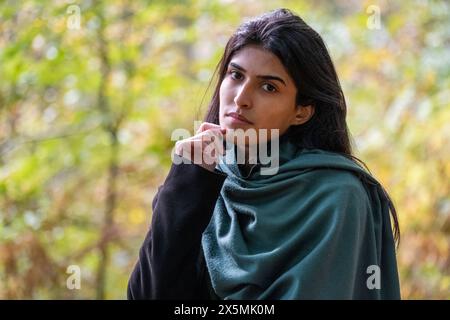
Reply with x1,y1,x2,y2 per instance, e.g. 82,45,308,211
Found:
0,0,448,299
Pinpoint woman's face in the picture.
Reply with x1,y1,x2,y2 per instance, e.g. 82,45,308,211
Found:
219,45,310,143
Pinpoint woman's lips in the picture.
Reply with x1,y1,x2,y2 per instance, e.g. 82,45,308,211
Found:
227,112,253,124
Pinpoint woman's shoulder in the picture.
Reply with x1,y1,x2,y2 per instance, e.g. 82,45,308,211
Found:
294,148,373,198
301,167,372,215
306,164,368,192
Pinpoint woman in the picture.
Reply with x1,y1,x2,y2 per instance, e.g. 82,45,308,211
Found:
128,8,401,300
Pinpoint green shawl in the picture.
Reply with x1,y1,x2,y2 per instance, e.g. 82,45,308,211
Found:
201,138,400,299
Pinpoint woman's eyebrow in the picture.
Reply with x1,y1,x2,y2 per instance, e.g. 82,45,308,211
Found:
229,62,287,86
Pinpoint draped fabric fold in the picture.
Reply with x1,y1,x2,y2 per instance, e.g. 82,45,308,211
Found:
201,138,400,299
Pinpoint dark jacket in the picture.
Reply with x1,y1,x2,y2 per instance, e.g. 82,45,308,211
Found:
127,162,227,299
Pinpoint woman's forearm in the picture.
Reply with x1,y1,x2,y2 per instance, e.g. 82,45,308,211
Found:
127,161,226,299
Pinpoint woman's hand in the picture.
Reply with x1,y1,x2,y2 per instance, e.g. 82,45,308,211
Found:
174,122,226,172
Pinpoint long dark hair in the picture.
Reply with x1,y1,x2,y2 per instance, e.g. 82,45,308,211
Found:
203,8,400,245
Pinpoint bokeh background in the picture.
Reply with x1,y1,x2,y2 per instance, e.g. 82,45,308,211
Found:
0,0,449,299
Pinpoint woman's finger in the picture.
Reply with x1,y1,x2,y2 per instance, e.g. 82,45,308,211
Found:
196,122,223,134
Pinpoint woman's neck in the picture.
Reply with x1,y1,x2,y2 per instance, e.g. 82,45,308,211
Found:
235,144,258,165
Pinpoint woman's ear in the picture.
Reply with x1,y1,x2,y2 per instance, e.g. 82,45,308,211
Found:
291,105,315,125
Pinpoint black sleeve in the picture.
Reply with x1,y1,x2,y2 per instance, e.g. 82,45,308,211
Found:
127,160,227,300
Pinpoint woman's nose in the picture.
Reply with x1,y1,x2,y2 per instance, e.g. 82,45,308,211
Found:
233,83,252,108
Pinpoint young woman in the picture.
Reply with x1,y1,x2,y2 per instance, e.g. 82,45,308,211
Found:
128,8,401,300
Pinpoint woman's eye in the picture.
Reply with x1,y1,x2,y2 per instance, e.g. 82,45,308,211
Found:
230,70,242,80
262,83,277,93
